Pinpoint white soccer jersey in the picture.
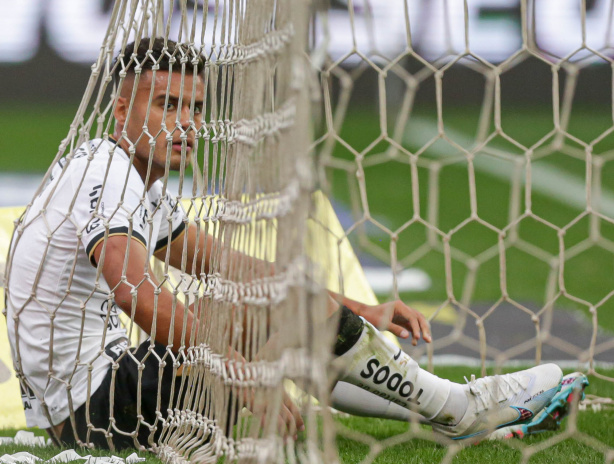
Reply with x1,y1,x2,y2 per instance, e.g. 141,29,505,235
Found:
5,138,186,428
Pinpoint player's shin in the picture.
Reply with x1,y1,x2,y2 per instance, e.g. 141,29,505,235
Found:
331,381,427,423
332,307,467,425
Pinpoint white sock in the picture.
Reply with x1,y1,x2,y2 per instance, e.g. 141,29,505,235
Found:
331,381,427,423
333,319,468,425
432,382,468,426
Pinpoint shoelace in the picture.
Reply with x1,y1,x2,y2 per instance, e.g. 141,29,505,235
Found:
464,373,529,414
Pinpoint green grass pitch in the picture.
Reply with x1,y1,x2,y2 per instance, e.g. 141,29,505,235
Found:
1,103,614,461
327,104,614,333
1,368,613,463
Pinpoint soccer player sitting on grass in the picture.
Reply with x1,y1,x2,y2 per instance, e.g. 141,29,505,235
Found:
5,38,569,451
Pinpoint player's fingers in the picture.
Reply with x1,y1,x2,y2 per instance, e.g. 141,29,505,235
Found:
419,314,432,343
283,394,304,432
255,408,294,439
274,408,290,436
392,301,416,325
279,403,297,438
403,309,422,345
394,301,429,345
387,322,410,339
276,415,290,437
388,303,416,340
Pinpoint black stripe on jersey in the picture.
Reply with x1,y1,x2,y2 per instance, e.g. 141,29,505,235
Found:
86,227,148,266
154,221,187,253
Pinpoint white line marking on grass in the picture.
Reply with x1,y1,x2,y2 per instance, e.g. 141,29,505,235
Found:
363,266,432,293
417,354,614,370
405,118,614,218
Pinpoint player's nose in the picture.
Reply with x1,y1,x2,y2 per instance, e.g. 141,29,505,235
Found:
179,106,191,129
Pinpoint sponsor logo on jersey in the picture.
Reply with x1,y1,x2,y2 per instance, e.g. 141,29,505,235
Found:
136,204,149,231
100,300,121,331
86,184,103,233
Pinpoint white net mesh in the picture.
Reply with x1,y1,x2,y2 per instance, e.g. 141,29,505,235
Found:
3,0,614,463
310,0,614,461
314,0,614,367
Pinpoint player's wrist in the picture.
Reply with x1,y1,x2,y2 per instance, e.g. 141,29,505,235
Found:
351,302,369,319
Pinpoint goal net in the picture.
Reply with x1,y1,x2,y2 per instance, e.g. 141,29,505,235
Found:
311,0,614,461
5,0,337,462
2,0,614,463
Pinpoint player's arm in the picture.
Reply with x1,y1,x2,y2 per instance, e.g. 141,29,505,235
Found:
94,235,194,352
155,223,431,345
97,235,301,436
154,222,273,279
153,223,213,276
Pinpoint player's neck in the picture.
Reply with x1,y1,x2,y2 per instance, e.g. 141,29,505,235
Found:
132,157,163,190
112,135,161,190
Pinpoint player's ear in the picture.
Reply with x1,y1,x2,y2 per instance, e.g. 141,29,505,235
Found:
114,94,128,127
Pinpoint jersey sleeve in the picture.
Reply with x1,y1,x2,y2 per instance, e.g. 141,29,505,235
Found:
71,155,149,266
153,191,187,253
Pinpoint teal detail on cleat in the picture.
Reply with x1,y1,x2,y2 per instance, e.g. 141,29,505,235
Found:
488,372,589,440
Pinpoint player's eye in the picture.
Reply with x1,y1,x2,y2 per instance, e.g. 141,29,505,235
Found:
194,105,203,115
165,102,176,111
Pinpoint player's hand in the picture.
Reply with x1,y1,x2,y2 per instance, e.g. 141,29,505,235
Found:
247,386,304,439
277,389,304,439
357,301,431,346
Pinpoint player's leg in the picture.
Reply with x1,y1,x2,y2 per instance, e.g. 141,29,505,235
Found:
60,341,188,450
118,340,183,448
330,307,426,422
59,366,115,448
331,373,589,435
331,381,426,422
333,306,563,440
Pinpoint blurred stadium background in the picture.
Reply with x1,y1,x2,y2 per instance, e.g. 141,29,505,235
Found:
1,0,614,459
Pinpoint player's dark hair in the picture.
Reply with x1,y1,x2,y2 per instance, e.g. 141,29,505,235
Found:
113,37,205,85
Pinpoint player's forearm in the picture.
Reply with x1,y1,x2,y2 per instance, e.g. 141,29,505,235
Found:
114,280,195,352
327,291,367,317
181,224,274,280
184,223,210,276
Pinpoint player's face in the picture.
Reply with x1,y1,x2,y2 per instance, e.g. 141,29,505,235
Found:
119,69,204,186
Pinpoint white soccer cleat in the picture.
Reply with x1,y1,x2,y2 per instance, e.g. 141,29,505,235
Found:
432,363,563,441
487,372,589,440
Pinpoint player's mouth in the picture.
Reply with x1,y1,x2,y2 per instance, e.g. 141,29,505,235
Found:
171,140,193,153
